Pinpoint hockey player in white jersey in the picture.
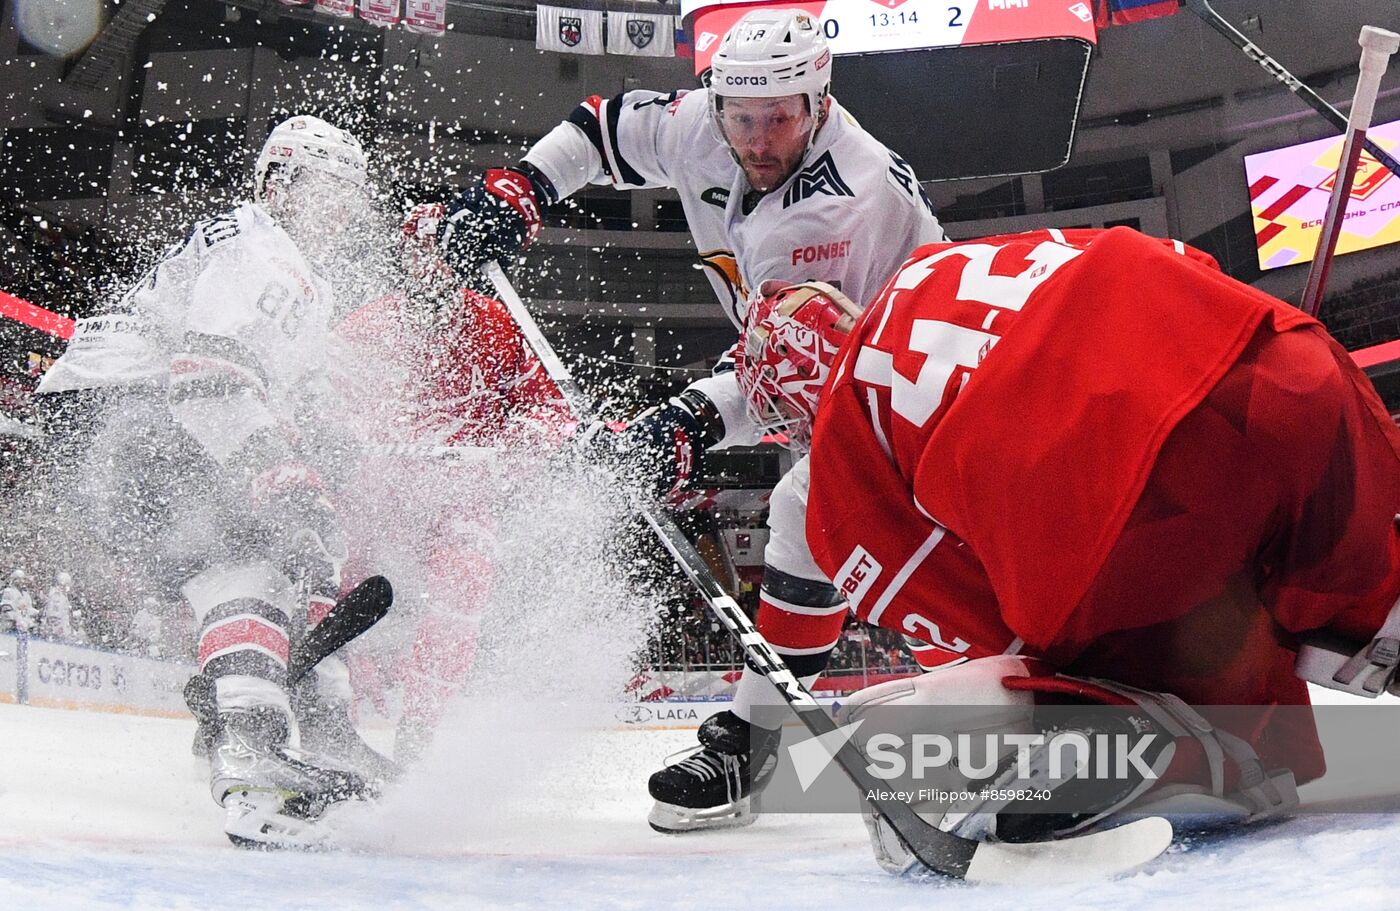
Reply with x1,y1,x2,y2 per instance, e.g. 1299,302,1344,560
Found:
37,115,382,848
428,8,946,833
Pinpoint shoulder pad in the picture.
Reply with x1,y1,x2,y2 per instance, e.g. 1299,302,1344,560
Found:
197,209,244,250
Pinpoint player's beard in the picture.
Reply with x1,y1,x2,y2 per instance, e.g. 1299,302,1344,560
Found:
740,155,796,192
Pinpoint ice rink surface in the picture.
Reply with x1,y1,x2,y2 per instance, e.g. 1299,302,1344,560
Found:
1,699,1398,911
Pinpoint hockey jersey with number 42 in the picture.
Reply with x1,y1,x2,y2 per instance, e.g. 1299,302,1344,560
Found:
805,227,1322,662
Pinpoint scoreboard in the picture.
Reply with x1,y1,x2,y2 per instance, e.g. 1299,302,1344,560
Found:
681,0,1098,73
679,0,1099,179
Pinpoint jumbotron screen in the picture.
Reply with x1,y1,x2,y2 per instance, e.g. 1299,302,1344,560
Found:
1245,120,1400,271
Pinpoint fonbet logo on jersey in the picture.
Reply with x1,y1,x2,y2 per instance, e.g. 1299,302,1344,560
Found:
835,546,881,611
791,239,852,266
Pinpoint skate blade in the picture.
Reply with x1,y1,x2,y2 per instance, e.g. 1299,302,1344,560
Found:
222,788,337,851
647,797,756,834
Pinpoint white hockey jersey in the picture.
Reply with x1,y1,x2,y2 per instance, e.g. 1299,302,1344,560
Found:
524,88,947,328
39,203,337,463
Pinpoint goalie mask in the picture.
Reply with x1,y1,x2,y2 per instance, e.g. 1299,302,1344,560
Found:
736,280,860,449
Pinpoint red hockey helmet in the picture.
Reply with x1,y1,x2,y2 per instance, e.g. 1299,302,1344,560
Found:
736,280,860,449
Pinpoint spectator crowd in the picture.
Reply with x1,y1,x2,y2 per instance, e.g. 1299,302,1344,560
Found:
0,562,192,660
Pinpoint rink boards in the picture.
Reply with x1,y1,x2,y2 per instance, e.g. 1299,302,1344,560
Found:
0,633,194,717
0,632,742,728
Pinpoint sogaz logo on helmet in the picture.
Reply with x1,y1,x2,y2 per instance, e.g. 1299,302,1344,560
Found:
725,75,769,86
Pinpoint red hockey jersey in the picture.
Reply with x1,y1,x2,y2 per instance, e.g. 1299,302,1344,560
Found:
806,228,1326,662
338,288,569,446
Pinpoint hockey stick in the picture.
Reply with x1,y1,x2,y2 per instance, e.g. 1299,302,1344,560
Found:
1299,27,1400,318
1184,0,1400,180
287,574,394,685
481,260,1172,881
186,575,393,729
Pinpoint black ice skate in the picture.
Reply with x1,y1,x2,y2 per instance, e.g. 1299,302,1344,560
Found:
210,706,376,850
647,710,780,833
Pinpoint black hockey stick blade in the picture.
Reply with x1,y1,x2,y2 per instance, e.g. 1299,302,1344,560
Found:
287,575,393,685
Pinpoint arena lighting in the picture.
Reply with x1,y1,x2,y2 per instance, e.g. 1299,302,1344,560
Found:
0,289,74,340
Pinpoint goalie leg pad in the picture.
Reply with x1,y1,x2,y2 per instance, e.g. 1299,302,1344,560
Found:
1296,586,1400,697
840,656,1301,873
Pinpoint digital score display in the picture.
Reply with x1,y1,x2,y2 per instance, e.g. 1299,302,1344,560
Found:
681,0,1098,73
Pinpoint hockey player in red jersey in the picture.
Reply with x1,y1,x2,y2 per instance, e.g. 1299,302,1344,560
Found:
337,204,569,759
734,227,1400,865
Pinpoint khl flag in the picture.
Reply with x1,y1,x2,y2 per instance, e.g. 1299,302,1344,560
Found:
606,12,675,57
537,4,605,54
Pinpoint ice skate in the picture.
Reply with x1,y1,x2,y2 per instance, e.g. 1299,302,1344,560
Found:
647,710,780,833
210,706,376,850
291,666,401,786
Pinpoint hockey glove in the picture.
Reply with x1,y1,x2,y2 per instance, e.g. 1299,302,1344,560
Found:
439,167,544,271
251,463,349,607
580,389,724,500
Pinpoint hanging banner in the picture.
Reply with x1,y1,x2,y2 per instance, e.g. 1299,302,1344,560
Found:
537,4,605,54
403,0,446,34
314,0,356,17
359,0,400,27
606,12,676,57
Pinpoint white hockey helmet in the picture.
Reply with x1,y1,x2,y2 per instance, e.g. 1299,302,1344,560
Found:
708,9,832,118
254,115,368,201
56,571,73,587
9,569,29,585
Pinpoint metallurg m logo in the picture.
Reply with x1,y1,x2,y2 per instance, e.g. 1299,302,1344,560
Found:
785,719,1161,792
783,151,854,208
